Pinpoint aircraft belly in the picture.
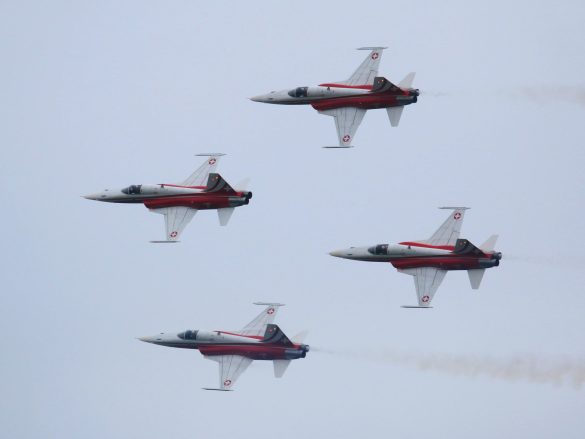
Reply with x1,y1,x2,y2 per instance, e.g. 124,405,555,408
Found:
143,195,241,210
312,94,403,111
390,256,483,271
198,344,289,360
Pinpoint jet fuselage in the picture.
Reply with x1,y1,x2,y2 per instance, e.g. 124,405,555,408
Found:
84,183,252,210
251,82,418,111
139,330,309,361
330,241,502,271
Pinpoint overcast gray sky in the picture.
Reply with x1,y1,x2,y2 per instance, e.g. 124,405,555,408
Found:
2,1,585,438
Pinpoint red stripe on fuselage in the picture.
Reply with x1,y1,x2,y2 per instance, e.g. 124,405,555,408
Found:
398,241,456,251
318,83,373,90
216,331,263,340
157,184,207,189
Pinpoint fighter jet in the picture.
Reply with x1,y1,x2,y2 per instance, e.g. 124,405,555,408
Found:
250,47,418,147
329,208,502,307
138,303,309,391
83,154,252,242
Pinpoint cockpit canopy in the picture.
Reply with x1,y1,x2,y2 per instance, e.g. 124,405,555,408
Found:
368,244,389,255
121,184,142,195
288,86,308,98
177,329,198,340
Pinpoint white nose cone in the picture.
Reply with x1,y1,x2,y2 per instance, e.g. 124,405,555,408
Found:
83,193,101,200
329,249,351,258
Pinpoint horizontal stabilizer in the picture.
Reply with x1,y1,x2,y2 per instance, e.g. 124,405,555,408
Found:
202,388,233,392
401,305,434,309
322,145,355,149
387,107,404,127
480,235,499,252
149,240,180,244
217,207,235,226
398,72,416,89
467,269,486,290
273,360,292,378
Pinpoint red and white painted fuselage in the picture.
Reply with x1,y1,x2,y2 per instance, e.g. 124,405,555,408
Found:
330,207,502,307
139,303,309,391
250,47,419,147
83,154,252,242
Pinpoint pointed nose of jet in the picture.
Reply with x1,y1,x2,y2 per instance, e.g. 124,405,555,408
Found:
249,95,263,102
137,336,153,343
329,249,345,258
83,193,100,200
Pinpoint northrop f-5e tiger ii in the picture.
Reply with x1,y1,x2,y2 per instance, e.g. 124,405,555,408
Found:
83,154,252,242
138,303,309,391
330,208,502,307
250,47,419,147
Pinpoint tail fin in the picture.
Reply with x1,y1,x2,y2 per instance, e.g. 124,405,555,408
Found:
273,359,292,378
467,269,486,289
263,324,294,347
453,239,486,256
480,235,499,252
204,173,236,194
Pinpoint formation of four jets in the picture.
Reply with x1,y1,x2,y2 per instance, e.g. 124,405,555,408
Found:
85,48,501,390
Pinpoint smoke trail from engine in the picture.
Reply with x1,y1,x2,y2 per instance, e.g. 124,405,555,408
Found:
313,347,585,389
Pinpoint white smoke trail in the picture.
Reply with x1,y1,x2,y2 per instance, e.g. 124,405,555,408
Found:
313,347,585,389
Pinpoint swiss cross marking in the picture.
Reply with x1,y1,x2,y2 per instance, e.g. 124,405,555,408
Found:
267,308,275,315
170,231,178,238
421,295,430,303
453,212,462,220
342,134,351,143
208,158,217,165
371,52,379,60
223,379,232,387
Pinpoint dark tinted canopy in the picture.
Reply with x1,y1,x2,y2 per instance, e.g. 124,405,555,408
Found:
368,244,389,255
121,185,142,195
177,330,198,340
288,87,308,98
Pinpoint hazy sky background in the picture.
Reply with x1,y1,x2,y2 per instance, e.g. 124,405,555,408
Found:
2,1,585,438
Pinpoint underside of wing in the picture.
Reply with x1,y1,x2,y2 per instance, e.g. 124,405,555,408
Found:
319,107,367,147
150,206,197,242
423,207,470,246
180,154,224,187
342,47,386,86
239,303,284,337
399,267,447,307
205,355,253,391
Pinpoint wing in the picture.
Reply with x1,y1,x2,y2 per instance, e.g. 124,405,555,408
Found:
399,267,447,307
149,206,197,242
204,355,253,391
424,207,470,246
343,47,387,86
179,154,224,187
239,303,284,337
319,107,367,147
